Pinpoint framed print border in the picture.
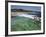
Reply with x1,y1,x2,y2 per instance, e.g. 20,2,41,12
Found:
5,1,45,36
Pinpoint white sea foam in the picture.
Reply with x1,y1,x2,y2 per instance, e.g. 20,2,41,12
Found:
17,14,36,19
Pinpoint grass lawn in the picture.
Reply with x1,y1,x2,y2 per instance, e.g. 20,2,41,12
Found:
11,16,41,31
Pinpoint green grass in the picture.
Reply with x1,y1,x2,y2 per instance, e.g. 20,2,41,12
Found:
11,16,41,31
